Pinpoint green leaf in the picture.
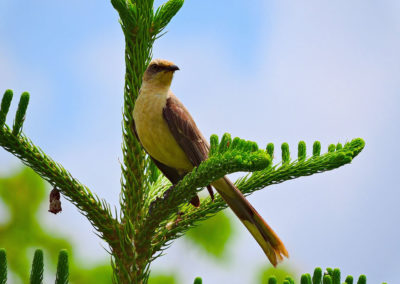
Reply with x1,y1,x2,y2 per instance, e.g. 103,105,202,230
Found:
185,211,233,259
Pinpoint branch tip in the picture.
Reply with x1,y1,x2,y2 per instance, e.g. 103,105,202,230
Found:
313,141,321,156
281,142,290,163
12,92,30,136
298,141,306,161
266,143,274,160
0,90,13,127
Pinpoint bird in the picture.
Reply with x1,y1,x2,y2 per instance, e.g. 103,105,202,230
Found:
132,58,288,266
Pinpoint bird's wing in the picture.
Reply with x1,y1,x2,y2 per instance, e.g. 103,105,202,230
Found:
163,94,214,199
163,94,288,265
163,94,209,166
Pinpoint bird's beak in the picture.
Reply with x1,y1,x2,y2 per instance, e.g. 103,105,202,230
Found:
167,65,180,71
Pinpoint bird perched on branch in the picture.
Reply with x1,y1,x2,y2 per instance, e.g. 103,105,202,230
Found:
133,59,288,266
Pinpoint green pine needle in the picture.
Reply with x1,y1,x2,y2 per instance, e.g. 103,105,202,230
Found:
237,138,364,194
312,267,322,284
345,275,354,284
209,134,219,156
55,250,69,284
281,142,290,163
298,141,306,161
268,276,278,284
301,273,311,284
285,276,295,284
313,141,321,156
0,90,13,127
153,0,184,35
30,249,43,284
267,142,275,160
323,275,333,284
332,268,340,284
357,275,367,284
218,133,231,154
0,249,6,284
12,92,30,136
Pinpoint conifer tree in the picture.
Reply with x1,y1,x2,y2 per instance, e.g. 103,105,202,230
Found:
0,1,364,282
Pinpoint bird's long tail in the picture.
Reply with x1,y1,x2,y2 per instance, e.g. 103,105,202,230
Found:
212,177,288,266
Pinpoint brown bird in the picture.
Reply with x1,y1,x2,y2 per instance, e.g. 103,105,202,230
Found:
133,59,288,266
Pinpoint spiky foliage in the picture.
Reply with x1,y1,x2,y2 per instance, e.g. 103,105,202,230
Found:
0,249,70,283
0,253,388,284
0,250,6,284
0,1,366,283
195,267,386,284
30,250,43,284
150,137,364,253
55,250,69,284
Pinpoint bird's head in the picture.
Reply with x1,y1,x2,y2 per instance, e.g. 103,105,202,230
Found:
142,59,179,88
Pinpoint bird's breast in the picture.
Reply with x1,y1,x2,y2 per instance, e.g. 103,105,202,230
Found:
133,91,193,172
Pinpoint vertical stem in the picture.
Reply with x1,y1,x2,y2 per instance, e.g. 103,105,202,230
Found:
113,0,156,282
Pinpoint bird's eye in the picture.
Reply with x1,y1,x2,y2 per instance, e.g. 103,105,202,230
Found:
149,64,161,72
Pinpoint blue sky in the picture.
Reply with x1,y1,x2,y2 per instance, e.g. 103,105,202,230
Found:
1,1,400,283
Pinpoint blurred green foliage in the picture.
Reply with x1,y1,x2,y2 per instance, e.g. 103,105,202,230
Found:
148,273,177,284
185,211,233,259
0,167,111,283
259,265,296,284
